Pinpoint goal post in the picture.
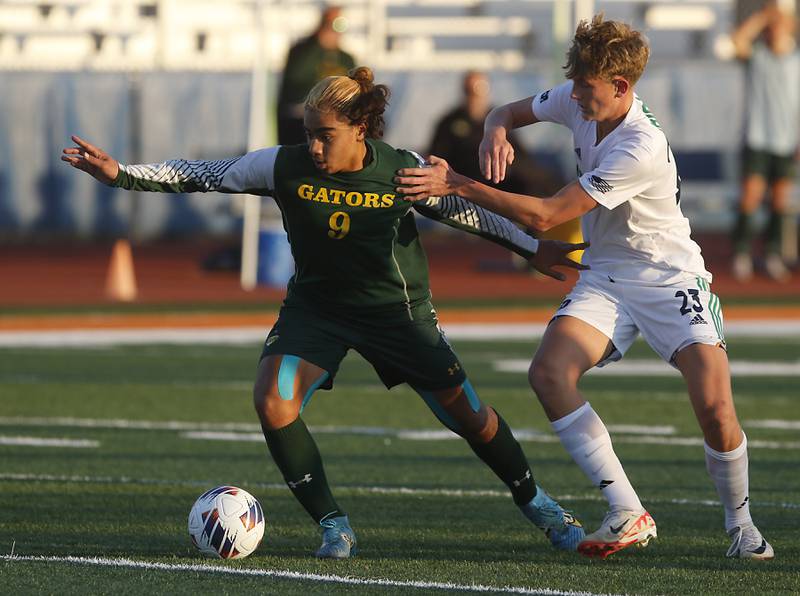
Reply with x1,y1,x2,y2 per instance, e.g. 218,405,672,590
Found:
240,0,279,290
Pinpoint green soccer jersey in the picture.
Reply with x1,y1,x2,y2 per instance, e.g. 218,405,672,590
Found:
113,139,539,316
272,141,429,312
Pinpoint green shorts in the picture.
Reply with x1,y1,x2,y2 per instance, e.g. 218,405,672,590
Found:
742,146,796,182
259,299,467,391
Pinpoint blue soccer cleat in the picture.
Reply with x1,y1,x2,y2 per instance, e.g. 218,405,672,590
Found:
315,514,358,559
520,486,585,551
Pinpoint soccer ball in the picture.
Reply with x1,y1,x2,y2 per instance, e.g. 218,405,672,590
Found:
188,485,265,559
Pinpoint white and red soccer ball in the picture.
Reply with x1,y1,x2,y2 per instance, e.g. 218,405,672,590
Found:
188,485,265,559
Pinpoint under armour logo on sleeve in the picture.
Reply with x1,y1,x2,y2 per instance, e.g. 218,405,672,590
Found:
288,474,313,488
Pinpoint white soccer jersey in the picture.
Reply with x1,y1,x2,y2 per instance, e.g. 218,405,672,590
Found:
532,82,711,285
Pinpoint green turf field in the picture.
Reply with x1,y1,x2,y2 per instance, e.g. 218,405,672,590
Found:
1,336,798,595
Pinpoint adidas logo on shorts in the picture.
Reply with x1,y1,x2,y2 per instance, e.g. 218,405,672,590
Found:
689,314,708,326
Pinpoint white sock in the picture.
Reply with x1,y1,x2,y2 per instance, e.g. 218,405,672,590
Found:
704,433,752,533
551,402,643,512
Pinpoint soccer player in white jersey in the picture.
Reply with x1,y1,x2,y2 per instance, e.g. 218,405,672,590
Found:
396,15,773,560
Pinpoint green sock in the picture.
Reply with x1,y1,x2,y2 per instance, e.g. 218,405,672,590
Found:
765,210,784,255
732,210,755,255
262,417,344,523
468,412,537,506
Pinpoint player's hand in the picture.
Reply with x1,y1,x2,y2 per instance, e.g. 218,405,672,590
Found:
61,135,120,185
394,155,469,201
479,127,514,184
529,240,590,281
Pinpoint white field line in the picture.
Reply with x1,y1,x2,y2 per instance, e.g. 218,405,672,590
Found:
0,328,268,348
448,320,800,338
0,436,98,448
181,429,800,450
1,472,798,511
0,555,616,596
1,320,800,347
610,424,675,435
0,416,673,436
495,358,800,377
0,417,262,432
0,416,795,449
0,377,252,391
744,419,800,430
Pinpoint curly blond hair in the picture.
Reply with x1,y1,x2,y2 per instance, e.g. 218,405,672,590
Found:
564,15,650,85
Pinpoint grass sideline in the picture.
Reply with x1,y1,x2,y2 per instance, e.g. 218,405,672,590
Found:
1,338,798,595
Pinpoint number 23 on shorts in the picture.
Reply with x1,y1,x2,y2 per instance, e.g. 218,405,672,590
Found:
674,289,702,315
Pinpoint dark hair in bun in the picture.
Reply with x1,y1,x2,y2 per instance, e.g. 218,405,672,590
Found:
305,66,390,138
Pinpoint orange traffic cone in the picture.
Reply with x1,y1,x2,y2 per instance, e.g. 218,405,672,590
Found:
105,239,138,301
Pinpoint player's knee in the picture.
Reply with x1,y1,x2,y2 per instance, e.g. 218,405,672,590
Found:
429,385,496,442
696,399,736,433
697,406,720,430
450,406,497,443
528,358,564,397
253,386,298,430
471,407,498,443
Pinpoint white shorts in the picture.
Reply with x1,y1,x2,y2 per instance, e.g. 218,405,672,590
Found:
554,271,725,367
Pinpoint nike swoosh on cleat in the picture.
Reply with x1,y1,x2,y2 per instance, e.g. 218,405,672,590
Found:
752,539,767,555
609,521,628,534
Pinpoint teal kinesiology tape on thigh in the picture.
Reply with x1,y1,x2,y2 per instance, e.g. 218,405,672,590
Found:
278,355,330,412
416,388,460,432
300,371,330,413
462,379,481,413
278,355,300,401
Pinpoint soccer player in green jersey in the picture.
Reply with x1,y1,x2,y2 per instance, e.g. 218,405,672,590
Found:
62,66,586,559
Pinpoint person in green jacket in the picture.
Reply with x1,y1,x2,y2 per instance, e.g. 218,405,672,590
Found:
277,5,356,145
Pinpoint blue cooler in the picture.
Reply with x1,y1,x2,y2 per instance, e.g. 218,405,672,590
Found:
257,225,294,287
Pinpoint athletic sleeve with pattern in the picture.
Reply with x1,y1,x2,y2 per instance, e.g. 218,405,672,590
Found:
578,141,654,210
530,81,577,128
112,146,280,195
405,151,539,258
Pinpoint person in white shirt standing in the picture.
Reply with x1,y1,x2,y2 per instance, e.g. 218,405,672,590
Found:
396,14,773,560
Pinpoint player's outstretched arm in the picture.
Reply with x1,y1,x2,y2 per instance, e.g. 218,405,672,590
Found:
63,135,279,196
480,97,538,183
406,150,539,257
414,190,589,279
61,135,119,185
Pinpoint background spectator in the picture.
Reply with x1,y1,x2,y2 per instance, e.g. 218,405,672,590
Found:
428,71,578,269
730,1,800,282
428,71,563,198
276,5,356,145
